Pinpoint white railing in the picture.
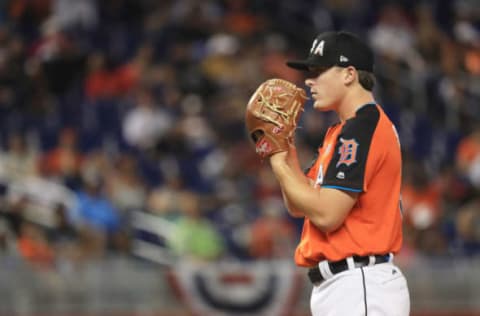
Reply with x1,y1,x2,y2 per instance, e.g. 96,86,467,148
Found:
0,255,480,315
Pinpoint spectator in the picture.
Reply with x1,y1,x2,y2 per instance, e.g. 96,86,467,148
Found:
456,126,480,189
369,3,425,71
105,153,147,214
2,195,28,238
84,52,119,100
0,218,16,254
262,33,304,85
0,133,38,181
122,87,173,150
84,44,153,101
50,0,98,31
248,198,296,259
39,127,83,189
453,199,480,256
72,174,123,254
253,166,282,202
48,203,78,250
147,176,191,220
402,162,443,231
168,191,225,261
17,221,55,269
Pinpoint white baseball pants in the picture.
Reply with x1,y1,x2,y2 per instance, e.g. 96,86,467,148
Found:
310,262,410,316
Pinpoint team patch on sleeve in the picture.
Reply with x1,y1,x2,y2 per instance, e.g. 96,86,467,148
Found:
336,138,358,167
322,104,380,192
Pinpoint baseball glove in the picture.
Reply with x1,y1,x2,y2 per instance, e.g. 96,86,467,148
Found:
245,79,307,158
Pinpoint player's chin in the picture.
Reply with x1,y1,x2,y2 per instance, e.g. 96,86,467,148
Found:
313,100,328,111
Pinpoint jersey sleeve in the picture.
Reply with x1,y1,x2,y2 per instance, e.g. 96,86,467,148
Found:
321,105,380,192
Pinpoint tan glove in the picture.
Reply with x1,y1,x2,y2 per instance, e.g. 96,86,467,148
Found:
245,79,307,158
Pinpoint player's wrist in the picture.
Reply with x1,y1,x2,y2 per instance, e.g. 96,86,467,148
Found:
269,152,292,184
269,151,287,167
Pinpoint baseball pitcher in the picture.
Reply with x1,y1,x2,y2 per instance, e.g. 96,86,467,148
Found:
245,31,410,315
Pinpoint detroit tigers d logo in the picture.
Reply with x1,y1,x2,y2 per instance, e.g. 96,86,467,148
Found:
336,138,358,167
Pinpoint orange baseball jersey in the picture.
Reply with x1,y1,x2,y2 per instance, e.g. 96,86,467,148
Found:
295,103,403,267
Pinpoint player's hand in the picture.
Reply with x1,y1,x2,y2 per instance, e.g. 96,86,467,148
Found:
270,143,300,168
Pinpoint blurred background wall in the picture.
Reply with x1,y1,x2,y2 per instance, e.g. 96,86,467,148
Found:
0,0,479,315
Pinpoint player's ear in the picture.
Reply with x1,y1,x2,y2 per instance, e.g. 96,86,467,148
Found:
343,66,357,86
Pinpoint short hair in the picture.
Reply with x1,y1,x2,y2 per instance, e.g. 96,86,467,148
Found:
358,70,375,91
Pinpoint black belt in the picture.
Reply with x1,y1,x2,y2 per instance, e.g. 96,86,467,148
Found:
308,254,391,284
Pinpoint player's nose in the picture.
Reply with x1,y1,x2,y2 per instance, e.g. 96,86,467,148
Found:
305,78,315,87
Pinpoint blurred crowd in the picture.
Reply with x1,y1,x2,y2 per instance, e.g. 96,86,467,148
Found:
0,0,479,270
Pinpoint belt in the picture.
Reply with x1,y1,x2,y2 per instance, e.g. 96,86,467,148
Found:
308,254,391,285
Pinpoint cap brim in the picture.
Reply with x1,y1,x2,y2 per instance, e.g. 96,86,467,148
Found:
285,60,312,70
286,58,332,71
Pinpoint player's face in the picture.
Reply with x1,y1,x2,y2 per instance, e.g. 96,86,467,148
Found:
305,66,346,111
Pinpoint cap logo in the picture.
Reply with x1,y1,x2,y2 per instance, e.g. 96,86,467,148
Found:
340,55,349,62
310,39,325,56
